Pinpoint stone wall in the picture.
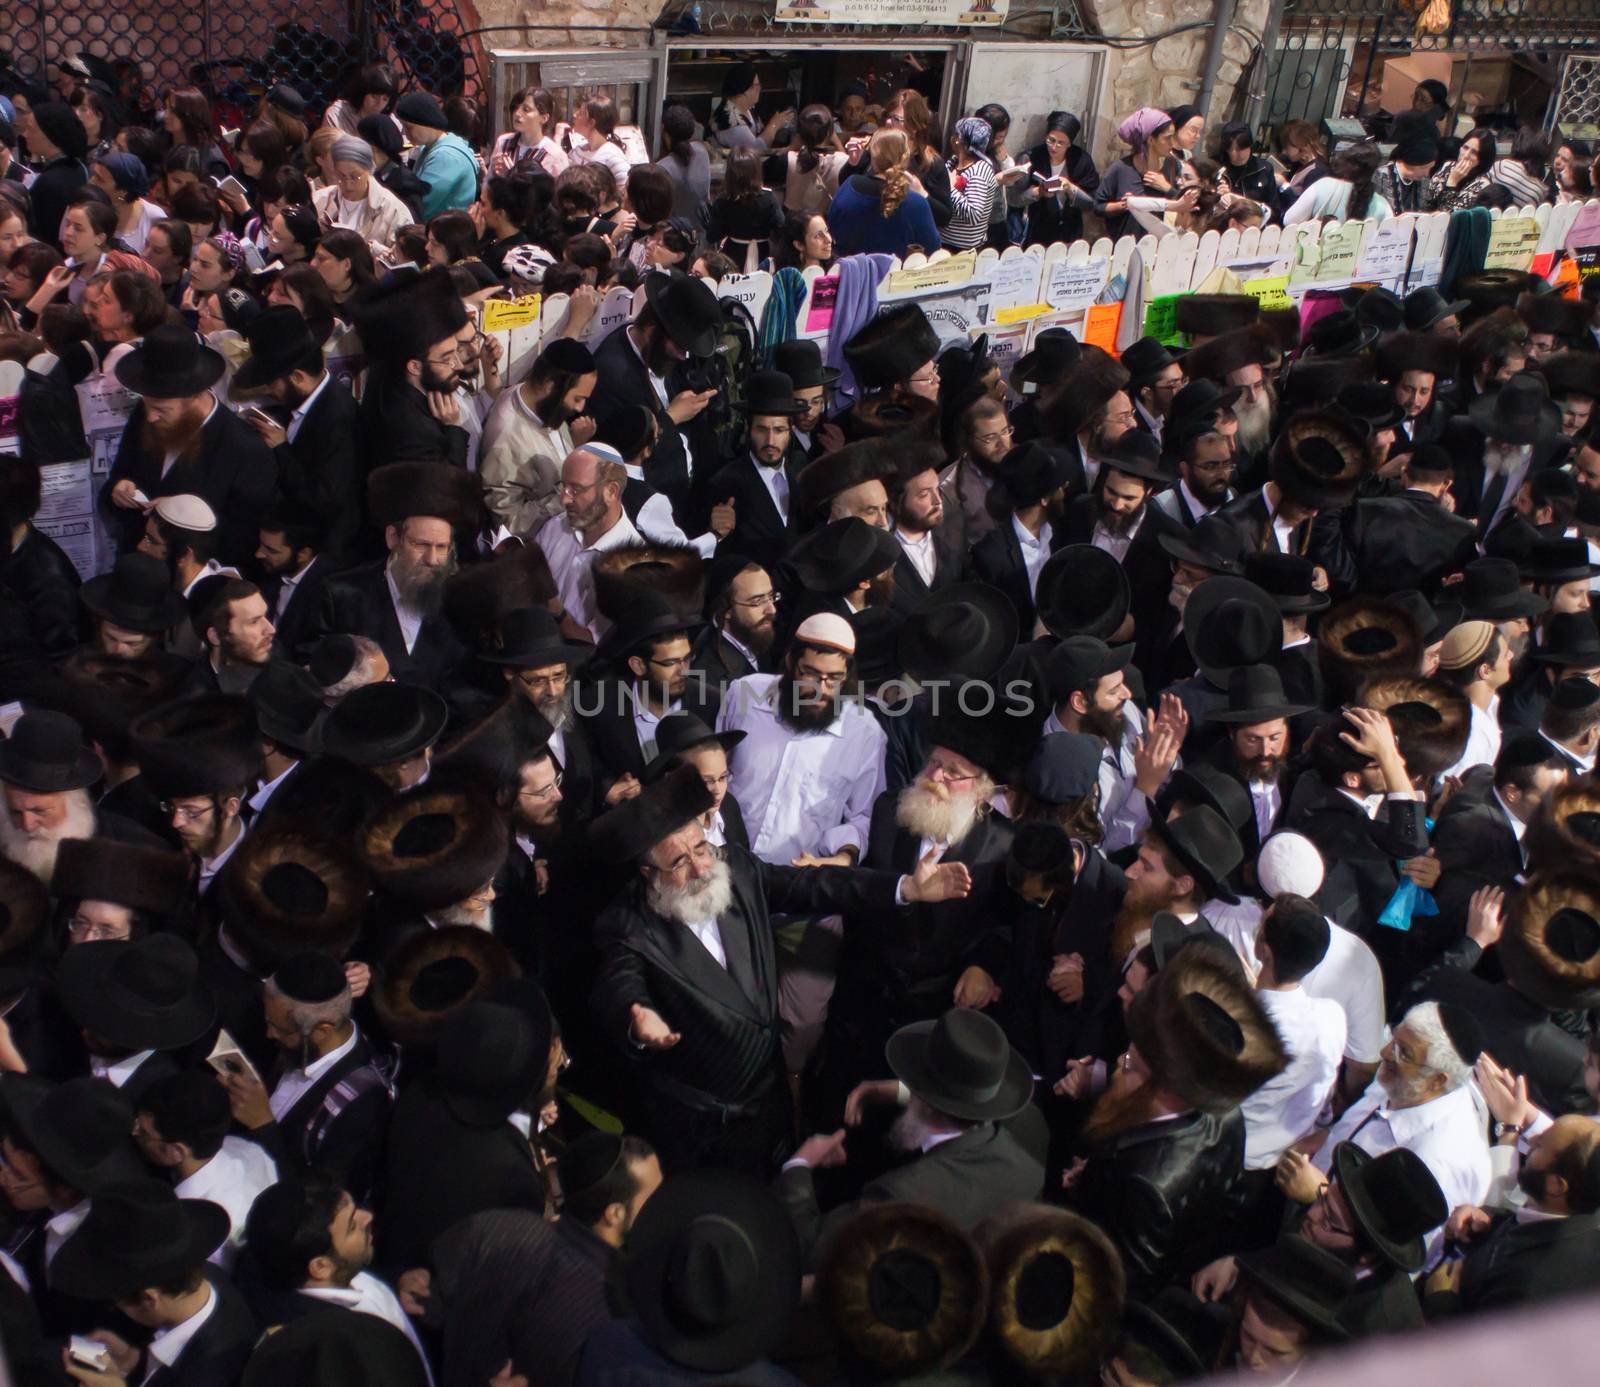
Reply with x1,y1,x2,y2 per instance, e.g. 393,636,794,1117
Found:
468,0,660,50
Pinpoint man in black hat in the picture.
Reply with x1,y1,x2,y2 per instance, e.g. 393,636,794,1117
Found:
709,369,807,566
939,393,1015,551
780,1008,1044,1263
320,680,449,794
234,305,362,559
1340,444,1477,596
245,659,324,814
1498,611,1600,736
1153,416,1238,529
593,271,723,518
1375,331,1455,454
1061,431,1184,605
482,336,599,538
1184,327,1278,466
971,441,1080,637
1405,286,1468,338
1538,675,1600,774
1122,336,1184,443
886,448,967,615
589,764,970,1175
315,462,477,691
0,710,112,882
783,515,902,631
103,325,279,565
254,505,333,660
1224,1236,1354,1375
218,953,393,1202
1199,665,1314,862
241,1176,431,1372
352,268,476,477
79,552,190,664
1208,410,1364,559
48,1181,257,1385
1464,371,1569,534
772,338,840,459
1046,355,1138,487
694,559,778,689
837,303,942,442
641,710,749,853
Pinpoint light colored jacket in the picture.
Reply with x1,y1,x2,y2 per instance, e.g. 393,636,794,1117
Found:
313,177,415,250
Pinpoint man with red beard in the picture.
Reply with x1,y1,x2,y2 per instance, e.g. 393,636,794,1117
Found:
1064,943,1287,1294
182,578,277,697
1197,665,1313,862
103,325,278,566
888,454,965,615
1114,805,1245,965
819,706,1020,1117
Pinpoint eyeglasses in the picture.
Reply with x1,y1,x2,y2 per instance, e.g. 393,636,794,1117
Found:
973,424,1014,447
907,370,940,387
161,801,214,824
1105,407,1138,427
796,663,847,688
427,348,467,368
557,480,599,497
517,671,568,691
926,760,979,785
731,591,777,611
648,653,692,671
520,770,564,801
1311,1183,1356,1238
67,917,127,942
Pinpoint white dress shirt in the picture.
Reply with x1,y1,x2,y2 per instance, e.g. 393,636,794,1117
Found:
717,673,886,864
285,372,332,444
1442,696,1501,780
177,1135,279,1268
301,1272,434,1384
538,509,646,640
896,527,937,587
1242,987,1347,1169
703,808,727,848
249,760,300,815
44,1201,91,1271
1265,485,1297,553
1302,922,1386,1065
623,463,717,559
269,1026,360,1121
1315,1079,1492,1265
273,555,318,620
1014,514,1053,599
629,685,680,762
1043,704,1157,853
143,1280,218,1383
384,563,423,655
89,1049,156,1088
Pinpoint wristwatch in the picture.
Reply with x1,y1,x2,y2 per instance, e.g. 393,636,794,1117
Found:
1493,1120,1526,1140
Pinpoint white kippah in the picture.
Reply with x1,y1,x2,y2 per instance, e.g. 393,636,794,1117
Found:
794,612,856,656
1257,831,1324,899
583,442,625,467
151,493,218,532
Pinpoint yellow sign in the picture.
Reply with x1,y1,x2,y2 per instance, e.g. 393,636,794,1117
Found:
994,302,1053,325
1484,216,1541,272
1241,274,1293,311
482,294,542,333
884,251,978,297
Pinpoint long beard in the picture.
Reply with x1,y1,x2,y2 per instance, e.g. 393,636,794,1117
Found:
647,857,734,926
0,791,97,882
729,609,776,656
864,570,896,609
887,1105,940,1153
390,552,456,611
139,411,206,461
1234,391,1275,455
533,685,573,733
1081,1067,1162,1145
435,901,494,932
896,779,985,846
1486,441,1534,479
776,673,841,731
1239,752,1285,785
1096,501,1143,537
1083,702,1125,743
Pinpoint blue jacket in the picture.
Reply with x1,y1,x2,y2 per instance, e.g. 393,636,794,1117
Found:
412,131,480,218
827,174,941,257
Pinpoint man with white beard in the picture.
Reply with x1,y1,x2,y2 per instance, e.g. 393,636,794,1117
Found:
590,765,971,1176
1182,328,1277,468
1469,373,1570,536
0,711,145,883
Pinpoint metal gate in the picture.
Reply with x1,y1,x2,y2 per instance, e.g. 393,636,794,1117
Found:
5,0,487,112
1550,54,1600,131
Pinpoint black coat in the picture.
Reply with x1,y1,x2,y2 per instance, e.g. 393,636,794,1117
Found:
1339,1265,1424,1339
1067,1108,1248,1294
265,553,336,661
1429,788,1524,940
27,154,87,248
578,678,722,784
1023,142,1099,247
104,398,280,566
0,525,81,689
971,517,1042,639
707,453,799,567
888,529,967,616
314,559,468,692
140,1273,257,1387
1061,495,1186,630
1339,489,1478,596
691,625,759,699
355,370,471,486
1430,1212,1600,1316
593,327,692,516
271,374,362,559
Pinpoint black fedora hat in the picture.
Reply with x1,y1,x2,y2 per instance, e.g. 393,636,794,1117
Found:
1043,635,1132,703
233,305,320,390
771,337,840,389
1158,518,1246,576
733,368,805,417
1347,285,1406,334
216,827,370,970
644,270,723,358
898,582,1018,684
1117,1296,1209,1380
0,1074,145,1193
588,763,714,864
79,552,189,633
132,694,264,799
437,993,552,1124
1499,869,1600,1011
474,607,591,670
921,693,1037,784
1097,430,1171,485
321,681,448,766
786,517,902,595
1243,552,1330,614
1525,537,1600,586
1404,285,1470,333
1235,1236,1354,1341
1011,328,1080,388
1183,576,1281,687
0,710,102,792
1459,557,1548,621
375,928,522,1053
49,1180,230,1300
1203,665,1312,724
248,659,325,756
1332,1143,1447,1274
819,1204,989,1378
1390,589,1463,648
1531,612,1600,668
1468,371,1564,446
593,589,705,667
885,1007,1032,1121
1167,377,1244,436
844,303,940,390
642,710,746,781
1035,544,1131,642
240,1306,430,1387
113,324,225,399
1151,804,1244,905
849,607,906,688
57,935,216,1053
1337,379,1406,435
1119,335,1178,387
1159,763,1252,836
626,1169,800,1373
1303,310,1377,359
359,785,508,913
992,441,1077,511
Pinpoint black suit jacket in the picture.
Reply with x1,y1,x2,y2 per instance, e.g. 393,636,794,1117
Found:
593,327,692,514
1430,789,1523,939
1433,1212,1600,1316
971,518,1040,638
314,560,467,691
1339,489,1478,596
579,678,721,783
0,524,82,690
708,452,799,566
692,625,759,702
142,1274,257,1387
273,375,362,559
266,554,335,661
889,529,967,616
355,370,470,486
104,398,279,566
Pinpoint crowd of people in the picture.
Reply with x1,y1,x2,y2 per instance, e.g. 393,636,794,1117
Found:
0,42,1597,1387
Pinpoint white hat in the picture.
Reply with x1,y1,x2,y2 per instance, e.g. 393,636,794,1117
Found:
1257,831,1324,899
794,611,856,656
151,494,218,533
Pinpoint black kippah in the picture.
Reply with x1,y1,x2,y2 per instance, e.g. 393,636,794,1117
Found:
273,950,347,1003
309,634,359,688
1435,1001,1484,1066
539,336,595,376
561,1131,623,1200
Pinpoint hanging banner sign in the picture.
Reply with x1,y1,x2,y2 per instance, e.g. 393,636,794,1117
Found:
776,0,1006,22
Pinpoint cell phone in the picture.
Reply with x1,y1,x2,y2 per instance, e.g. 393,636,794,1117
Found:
130,487,150,506
69,1337,112,1371
240,405,276,428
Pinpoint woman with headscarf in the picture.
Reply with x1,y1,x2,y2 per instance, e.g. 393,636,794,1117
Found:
942,115,998,251
1213,121,1278,209
711,64,794,153
1094,108,1195,240
89,151,164,254
1158,103,1205,187
1022,110,1098,247
310,134,413,251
